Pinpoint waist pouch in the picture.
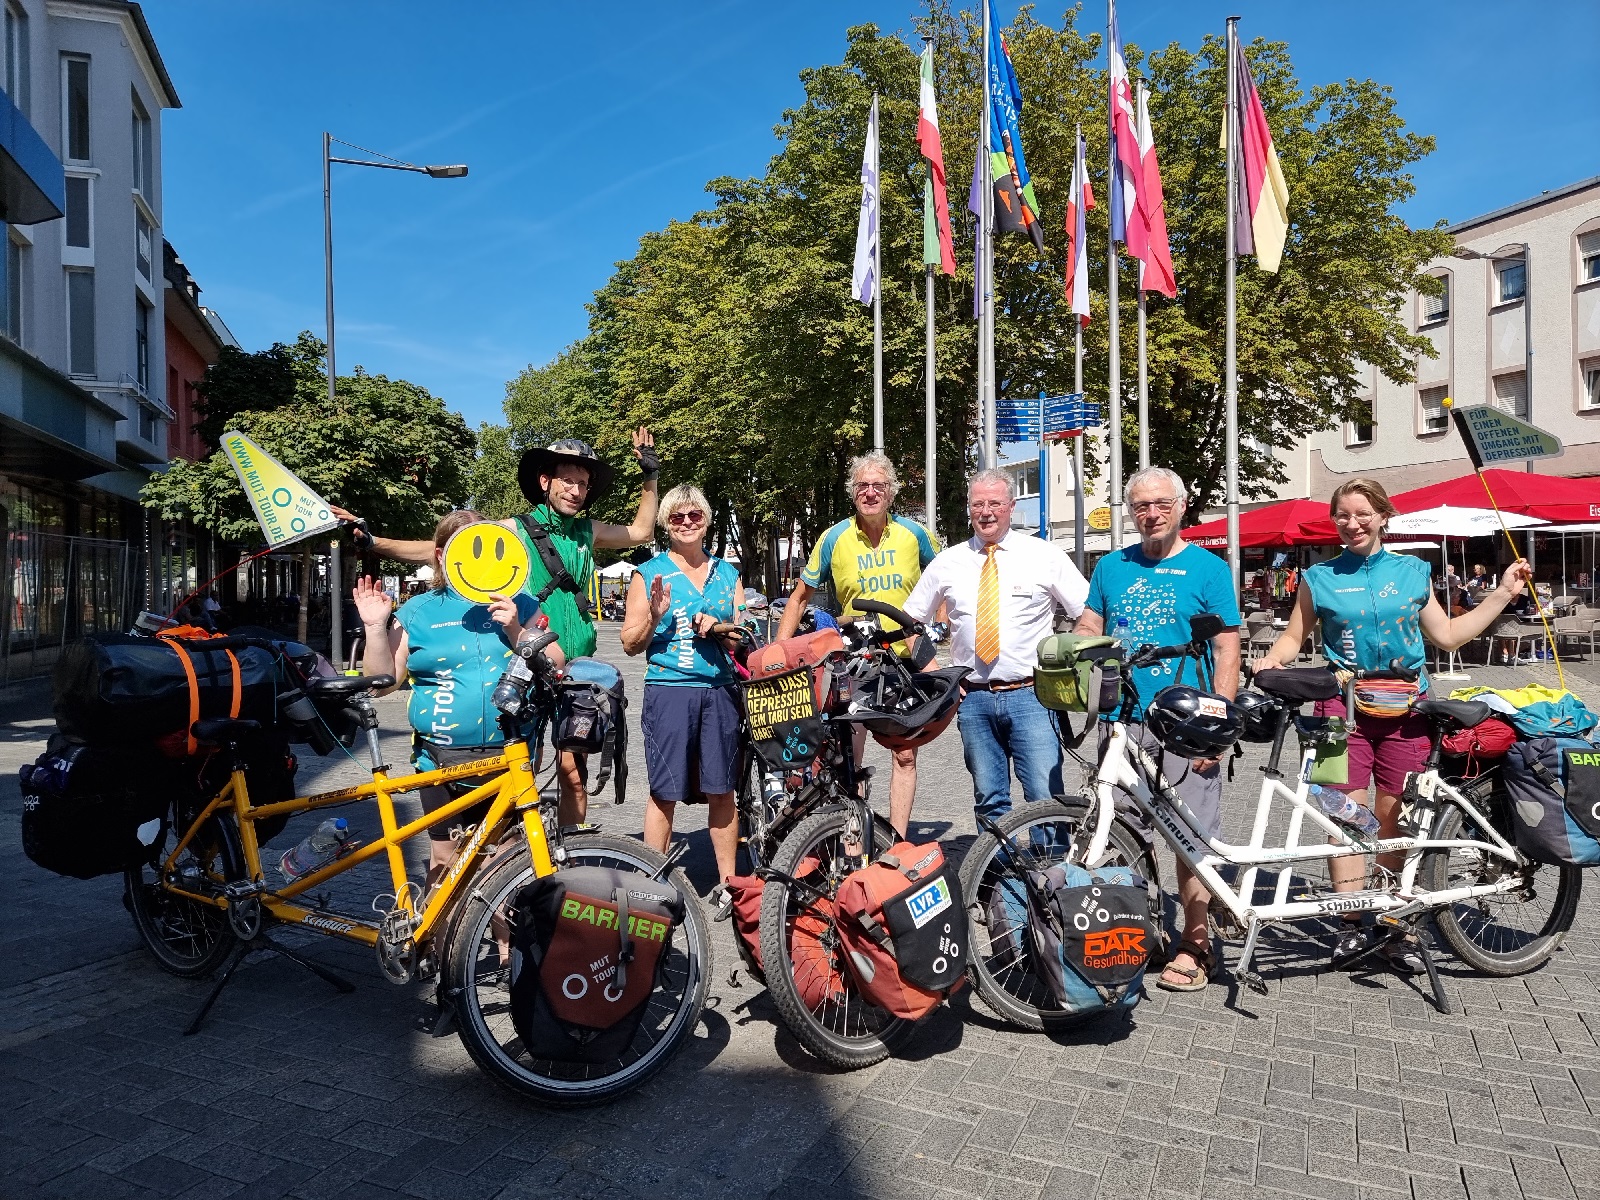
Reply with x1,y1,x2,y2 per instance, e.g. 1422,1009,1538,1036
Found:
508,865,684,1064
1026,863,1156,1020
1501,738,1600,867
554,658,628,803
1351,678,1420,719
835,841,967,1021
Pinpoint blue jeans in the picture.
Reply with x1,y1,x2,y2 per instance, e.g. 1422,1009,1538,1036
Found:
955,684,1064,828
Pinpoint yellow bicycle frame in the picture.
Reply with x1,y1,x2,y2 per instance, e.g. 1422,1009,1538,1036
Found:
159,735,555,949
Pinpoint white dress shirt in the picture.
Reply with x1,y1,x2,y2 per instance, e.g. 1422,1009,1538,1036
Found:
904,530,1089,684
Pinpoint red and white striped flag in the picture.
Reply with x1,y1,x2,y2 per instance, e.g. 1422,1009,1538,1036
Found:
1135,84,1176,298
1064,126,1094,325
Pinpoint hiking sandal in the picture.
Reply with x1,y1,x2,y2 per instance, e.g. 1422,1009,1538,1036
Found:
1155,941,1211,992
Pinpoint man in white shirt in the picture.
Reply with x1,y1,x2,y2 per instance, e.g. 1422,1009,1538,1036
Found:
904,469,1089,825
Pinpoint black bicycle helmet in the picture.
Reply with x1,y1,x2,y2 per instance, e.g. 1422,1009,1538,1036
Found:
1144,685,1243,758
1232,690,1284,743
841,665,970,751
518,438,617,509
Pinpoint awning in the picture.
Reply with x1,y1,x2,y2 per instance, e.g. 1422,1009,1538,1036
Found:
1391,469,1600,524
1181,498,1339,548
0,88,63,224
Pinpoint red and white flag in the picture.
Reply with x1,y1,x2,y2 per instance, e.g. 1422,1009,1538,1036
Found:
1225,34,1290,273
1064,126,1094,325
918,42,956,275
1135,83,1176,298
1107,0,1146,260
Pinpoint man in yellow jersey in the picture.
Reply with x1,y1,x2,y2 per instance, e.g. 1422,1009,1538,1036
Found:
775,451,940,835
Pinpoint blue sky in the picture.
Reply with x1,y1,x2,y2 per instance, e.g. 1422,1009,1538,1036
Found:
150,1,1599,429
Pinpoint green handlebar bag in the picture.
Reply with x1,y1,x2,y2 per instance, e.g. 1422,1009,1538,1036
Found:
1296,715,1350,786
1035,634,1122,716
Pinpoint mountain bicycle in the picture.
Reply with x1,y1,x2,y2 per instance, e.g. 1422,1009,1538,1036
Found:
959,616,1582,1025
123,630,711,1106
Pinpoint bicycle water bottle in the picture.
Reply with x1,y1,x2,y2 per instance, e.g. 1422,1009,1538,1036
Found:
279,817,352,881
761,770,787,809
1308,784,1379,836
1114,615,1130,645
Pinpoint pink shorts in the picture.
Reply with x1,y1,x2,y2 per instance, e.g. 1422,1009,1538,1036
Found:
1311,695,1432,796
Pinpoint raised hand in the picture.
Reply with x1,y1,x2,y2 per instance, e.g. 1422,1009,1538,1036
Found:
632,425,659,479
486,594,525,645
649,573,672,623
352,575,393,627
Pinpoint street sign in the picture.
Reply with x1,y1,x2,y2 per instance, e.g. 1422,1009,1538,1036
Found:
1043,393,1100,439
995,417,1040,443
1451,403,1562,468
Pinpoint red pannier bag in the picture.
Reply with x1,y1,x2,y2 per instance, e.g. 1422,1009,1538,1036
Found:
748,629,845,710
725,858,843,1009
1441,715,1518,774
835,842,968,1021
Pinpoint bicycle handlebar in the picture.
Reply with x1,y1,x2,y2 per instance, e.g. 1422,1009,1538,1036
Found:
1350,659,1419,683
1126,641,1197,669
851,598,922,644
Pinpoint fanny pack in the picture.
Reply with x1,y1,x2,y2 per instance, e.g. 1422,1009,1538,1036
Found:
1351,677,1421,719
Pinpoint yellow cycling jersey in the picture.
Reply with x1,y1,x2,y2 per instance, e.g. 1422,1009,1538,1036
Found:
802,516,940,639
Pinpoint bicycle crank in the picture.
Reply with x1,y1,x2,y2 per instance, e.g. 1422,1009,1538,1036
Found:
224,880,264,939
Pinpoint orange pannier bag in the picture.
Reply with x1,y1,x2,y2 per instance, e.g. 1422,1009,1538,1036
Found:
747,628,845,710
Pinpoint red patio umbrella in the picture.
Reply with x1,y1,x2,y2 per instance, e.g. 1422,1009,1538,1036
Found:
1181,498,1339,548
1298,469,1600,540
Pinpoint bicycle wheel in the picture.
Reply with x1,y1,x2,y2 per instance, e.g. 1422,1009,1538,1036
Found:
445,833,712,1107
1424,801,1581,976
125,799,239,978
757,806,910,1070
958,800,1157,1030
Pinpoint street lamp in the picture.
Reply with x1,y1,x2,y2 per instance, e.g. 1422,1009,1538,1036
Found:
322,133,468,666
1450,241,1532,470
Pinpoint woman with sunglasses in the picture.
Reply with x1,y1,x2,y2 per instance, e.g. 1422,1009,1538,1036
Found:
621,484,747,914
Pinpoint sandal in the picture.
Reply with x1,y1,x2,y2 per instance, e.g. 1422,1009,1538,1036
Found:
1155,941,1211,992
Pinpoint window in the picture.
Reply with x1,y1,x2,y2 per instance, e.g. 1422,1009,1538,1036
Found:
1498,259,1526,303
1421,276,1449,323
1420,385,1449,433
134,300,149,391
5,230,24,343
135,208,151,281
1009,459,1040,498
64,175,90,247
61,56,88,163
1584,362,1600,412
1581,232,1600,283
65,268,93,375
131,94,152,196
1493,371,1528,418
137,403,155,442
5,3,30,118
1347,418,1373,447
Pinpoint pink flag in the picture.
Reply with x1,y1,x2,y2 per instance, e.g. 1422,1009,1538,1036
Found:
1107,0,1147,261
1135,84,1176,298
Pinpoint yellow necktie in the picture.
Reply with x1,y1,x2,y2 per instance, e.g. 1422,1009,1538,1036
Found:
976,543,1000,665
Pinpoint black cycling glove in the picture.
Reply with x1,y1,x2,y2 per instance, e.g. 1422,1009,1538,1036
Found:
342,517,372,549
636,442,660,481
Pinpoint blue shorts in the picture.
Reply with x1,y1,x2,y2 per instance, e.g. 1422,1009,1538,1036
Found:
641,683,742,803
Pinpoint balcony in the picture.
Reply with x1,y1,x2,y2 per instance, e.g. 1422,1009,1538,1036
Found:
0,84,64,225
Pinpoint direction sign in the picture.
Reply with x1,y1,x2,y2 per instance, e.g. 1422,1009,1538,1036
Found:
995,417,1040,443
1451,403,1562,468
1043,393,1100,438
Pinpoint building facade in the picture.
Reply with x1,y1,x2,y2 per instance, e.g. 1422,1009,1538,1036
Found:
0,0,179,683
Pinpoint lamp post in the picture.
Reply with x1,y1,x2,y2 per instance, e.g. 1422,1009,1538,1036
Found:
322,134,467,666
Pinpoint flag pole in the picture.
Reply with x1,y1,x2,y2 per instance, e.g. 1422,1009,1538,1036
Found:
980,0,996,469
1136,83,1150,473
871,91,884,453
1224,16,1242,602
925,187,938,535
1107,7,1123,551
1073,120,1087,575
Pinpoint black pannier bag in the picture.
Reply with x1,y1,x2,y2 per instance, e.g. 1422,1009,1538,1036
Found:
20,737,169,878
553,658,628,803
1501,737,1600,867
1026,863,1157,1019
508,865,684,1063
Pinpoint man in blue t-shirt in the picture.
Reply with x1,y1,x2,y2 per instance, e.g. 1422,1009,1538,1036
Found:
1075,467,1241,996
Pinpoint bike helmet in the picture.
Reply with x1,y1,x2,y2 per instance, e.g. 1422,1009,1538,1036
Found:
518,438,617,509
1143,685,1243,758
842,665,970,751
1232,690,1284,743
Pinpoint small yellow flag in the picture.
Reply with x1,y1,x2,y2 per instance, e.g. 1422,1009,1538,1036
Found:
221,430,339,548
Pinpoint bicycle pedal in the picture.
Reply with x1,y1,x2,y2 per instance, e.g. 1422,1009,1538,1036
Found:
1235,970,1269,997
560,823,602,836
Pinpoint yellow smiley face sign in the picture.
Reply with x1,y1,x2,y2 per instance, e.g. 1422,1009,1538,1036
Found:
441,521,532,605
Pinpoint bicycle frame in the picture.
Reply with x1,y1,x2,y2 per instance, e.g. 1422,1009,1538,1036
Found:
1081,720,1526,928
158,734,556,951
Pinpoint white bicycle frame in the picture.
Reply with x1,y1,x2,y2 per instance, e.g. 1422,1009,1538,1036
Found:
1082,720,1527,931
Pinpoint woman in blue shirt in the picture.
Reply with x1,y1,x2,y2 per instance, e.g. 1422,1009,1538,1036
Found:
1258,479,1530,969
354,510,543,889
620,484,746,912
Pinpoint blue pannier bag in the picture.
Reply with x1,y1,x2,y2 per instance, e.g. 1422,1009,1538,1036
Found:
1501,737,1600,867
1024,862,1156,1022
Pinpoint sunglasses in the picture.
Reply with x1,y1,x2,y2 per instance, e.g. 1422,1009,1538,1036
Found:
667,509,706,527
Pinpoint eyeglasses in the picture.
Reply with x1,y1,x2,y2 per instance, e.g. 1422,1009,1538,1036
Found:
1130,497,1180,515
1334,511,1381,526
969,500,1012,514
854,481,889,495
667,510,706,527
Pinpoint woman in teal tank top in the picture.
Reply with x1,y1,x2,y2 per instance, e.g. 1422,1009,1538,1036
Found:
620,485,747,911
1259,478,1531,970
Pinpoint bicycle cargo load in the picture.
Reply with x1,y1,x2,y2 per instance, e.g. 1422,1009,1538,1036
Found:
725,858,839,1003
748,628,844,710
835,841,967,1021
553,657,628,802
20,737,170,878
508,865,685,1063
1016,863,1155,1021
1501,737,1600,867
1035,634,1122,715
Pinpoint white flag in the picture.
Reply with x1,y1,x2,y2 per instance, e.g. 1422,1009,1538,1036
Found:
851,96,879,305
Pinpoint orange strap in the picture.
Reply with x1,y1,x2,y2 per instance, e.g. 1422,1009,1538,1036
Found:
158,630,243,755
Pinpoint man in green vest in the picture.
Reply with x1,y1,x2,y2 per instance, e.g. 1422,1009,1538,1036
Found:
332,426,658,825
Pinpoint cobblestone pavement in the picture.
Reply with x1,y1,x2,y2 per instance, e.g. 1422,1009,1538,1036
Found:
2,631,1597,1200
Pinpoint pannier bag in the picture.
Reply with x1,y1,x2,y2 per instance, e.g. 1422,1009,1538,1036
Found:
748,628,845,711
1501,738,1600,867
20,737,169,878
508,864,685,1063
554,658,628,803
1035,634,1122,717
724,856,825,987
1027,863,1156,1020
835,842,967,1021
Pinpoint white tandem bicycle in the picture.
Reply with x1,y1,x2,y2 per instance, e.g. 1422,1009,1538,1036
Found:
959,616,1584,1024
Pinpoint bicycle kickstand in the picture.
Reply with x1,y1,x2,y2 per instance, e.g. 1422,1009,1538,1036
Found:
183,935,357,1036
1381,918,1453,1016
1230,918,1269,997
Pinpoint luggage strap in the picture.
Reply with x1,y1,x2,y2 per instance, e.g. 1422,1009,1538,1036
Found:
1056,663,1108,750
855,910,894,951
517,515,594,617
1529,756,1565,800
612,886,633,996
158,629,242,755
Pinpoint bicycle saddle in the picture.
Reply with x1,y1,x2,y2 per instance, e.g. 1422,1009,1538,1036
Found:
1414,698,1491,729
191,717,262,746
307,675,394,697
1251,667,1341,702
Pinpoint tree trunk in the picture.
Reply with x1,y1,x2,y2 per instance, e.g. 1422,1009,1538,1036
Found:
298,545,312,644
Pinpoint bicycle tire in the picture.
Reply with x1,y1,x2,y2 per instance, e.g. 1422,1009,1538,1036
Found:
1424,801,1581,976
125,799,240,978
959,800,1158,1031
444,832,712,1107
757,806,911,1070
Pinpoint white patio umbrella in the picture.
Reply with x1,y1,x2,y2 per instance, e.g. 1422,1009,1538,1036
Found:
597,560,635,579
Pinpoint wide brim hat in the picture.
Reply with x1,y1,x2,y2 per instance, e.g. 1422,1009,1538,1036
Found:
517,440,617,510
